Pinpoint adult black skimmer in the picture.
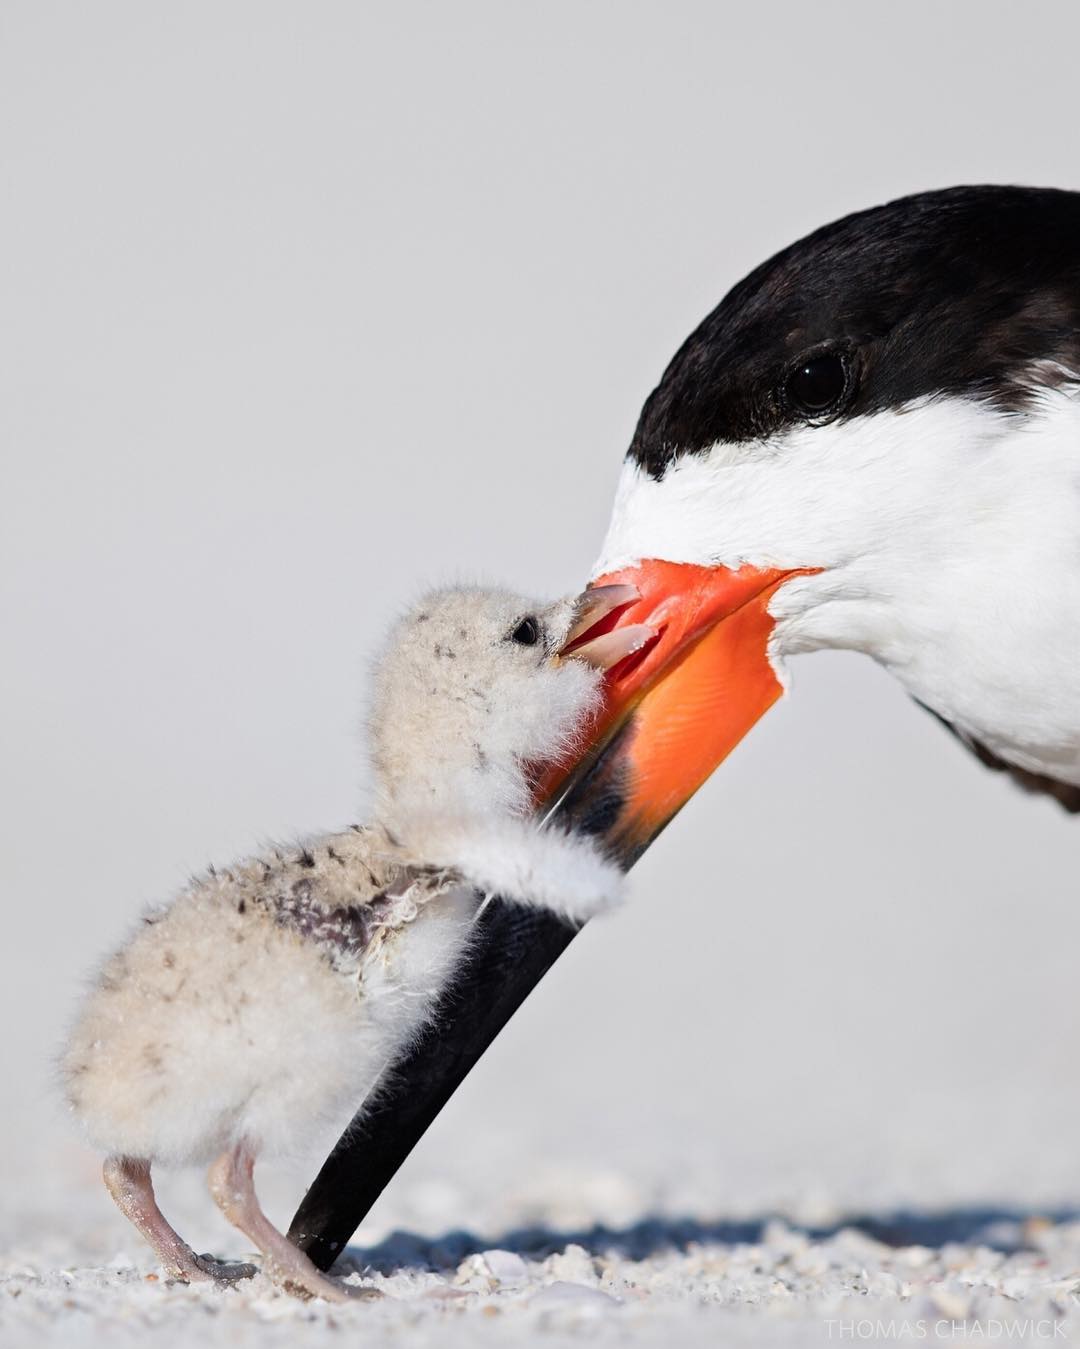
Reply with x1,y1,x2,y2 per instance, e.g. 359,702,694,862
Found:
582,183,1080,843
290,184,1080,1268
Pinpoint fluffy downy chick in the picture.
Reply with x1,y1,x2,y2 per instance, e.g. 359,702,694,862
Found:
61,584,650,1302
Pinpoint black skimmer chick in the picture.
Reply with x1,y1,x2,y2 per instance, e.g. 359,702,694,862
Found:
287,184,1080,1268
61,584,649,1301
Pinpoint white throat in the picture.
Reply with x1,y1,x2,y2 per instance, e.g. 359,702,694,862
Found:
595,388,1080,785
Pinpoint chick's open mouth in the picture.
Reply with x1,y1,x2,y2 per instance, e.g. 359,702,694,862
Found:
557,584,657,672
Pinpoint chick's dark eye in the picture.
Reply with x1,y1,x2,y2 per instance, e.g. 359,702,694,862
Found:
510,616,541,646
786,352,849,417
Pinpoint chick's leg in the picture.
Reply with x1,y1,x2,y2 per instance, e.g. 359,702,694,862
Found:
207,1142,367,1303
103,1155,256,1283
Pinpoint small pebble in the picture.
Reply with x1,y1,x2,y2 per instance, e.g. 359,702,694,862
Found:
480,1250,528,1285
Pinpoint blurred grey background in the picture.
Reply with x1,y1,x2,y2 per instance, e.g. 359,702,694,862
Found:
3,1,1079,1251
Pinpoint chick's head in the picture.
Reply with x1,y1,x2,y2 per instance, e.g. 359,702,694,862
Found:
370,587,602,826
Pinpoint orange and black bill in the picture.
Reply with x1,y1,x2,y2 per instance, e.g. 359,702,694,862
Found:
290,558,808,1267
553,560,812,864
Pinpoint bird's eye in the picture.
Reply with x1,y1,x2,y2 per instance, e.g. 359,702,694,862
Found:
509,616,541,646
785,351,850,418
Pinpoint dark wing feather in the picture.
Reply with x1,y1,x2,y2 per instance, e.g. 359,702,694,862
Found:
919,703,1080,813
962,734,1080,813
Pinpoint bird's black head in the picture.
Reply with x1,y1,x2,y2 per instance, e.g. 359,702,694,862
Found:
631,185,1080,478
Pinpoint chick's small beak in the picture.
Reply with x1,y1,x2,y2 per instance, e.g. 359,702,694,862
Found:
560,583,657,672
549,560,816,863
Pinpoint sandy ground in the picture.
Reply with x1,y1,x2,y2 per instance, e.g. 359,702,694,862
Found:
6,1115,1080,1348
8,1219,1080,1349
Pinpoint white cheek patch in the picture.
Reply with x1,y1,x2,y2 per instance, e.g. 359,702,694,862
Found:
592,396,1033,580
